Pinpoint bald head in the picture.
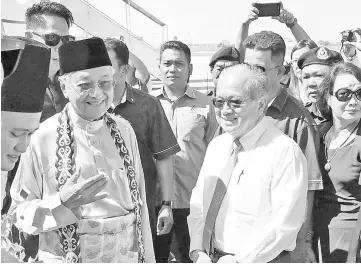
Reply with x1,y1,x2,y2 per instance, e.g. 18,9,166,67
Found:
217,64,268,100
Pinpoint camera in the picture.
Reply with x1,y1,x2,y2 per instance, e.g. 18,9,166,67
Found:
341,30,355,43
252,2,281,17
341,28,361,43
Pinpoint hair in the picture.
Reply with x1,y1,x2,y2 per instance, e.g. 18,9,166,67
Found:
290,39,318,59
103,37,129,66
243,31,286,62
25,2,74,29
317,62,361,120
219,64,268,101
159,40,191,64
58,71,74,87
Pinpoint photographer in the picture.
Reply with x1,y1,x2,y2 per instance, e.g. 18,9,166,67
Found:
235,2,312,62
340,28,361,68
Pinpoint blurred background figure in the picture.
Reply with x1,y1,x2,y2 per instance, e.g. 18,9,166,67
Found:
288,40,318,103
208,46,240,96
340,28,361,68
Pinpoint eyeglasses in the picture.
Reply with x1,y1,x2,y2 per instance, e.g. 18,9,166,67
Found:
211,98,250,109
26,30,75,47
72,80,117,94
331,88,361,102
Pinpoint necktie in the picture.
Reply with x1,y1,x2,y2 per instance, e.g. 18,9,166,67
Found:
202,139,243,255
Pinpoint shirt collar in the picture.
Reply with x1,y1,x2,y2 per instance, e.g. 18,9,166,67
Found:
235,117,270,151
121,89,127,104
125,82,135,104
269,89,288,112
153,85,196,100
68,104,104,133
110,82,135,110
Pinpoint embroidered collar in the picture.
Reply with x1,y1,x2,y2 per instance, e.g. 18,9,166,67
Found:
68,104,104,133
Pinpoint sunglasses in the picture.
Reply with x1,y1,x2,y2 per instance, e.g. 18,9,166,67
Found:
26,31,75,47
212,98,250,109
331,88,361,102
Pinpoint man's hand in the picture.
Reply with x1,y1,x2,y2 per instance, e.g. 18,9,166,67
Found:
272,2,296,25
243,4,259,25
217,255,237,263
190,250,212,263
59,168,109,210
156,205,174,235
290,241,317,263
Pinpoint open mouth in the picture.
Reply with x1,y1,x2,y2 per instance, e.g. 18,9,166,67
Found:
86,100,104,107
7,155,20,162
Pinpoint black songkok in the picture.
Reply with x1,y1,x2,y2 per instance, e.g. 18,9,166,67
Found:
1,36,50,113
59,37,112,75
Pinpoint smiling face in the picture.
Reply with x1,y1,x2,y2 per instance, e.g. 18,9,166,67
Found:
215,66,267,139
60,66,114,121
1,111,41,171
301,64,331,103
29,15,69,78
159,48,192,91
328,73,361,123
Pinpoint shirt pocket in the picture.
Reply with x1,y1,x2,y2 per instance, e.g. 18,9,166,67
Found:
176,108,205,142
232,175,264,219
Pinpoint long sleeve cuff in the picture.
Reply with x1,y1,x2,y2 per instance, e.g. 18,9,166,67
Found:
14,193,79,235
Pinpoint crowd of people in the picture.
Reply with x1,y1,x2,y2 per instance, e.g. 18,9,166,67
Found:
1,1,361,263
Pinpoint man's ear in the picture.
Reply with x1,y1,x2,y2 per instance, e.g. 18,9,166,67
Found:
59,81,69,99
189,63,193,76
277,65,286,77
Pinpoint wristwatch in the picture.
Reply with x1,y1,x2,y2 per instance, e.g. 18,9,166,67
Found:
161,200,173,207
286,17,298,28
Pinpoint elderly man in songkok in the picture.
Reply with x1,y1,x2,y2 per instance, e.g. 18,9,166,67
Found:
9,37,155,263
1,36,50,263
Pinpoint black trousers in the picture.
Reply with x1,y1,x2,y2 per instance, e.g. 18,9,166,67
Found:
154,207,191,263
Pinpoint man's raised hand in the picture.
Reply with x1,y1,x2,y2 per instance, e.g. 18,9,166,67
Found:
59,168,109,210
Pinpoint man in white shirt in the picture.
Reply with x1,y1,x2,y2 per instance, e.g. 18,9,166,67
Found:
188,64,308,263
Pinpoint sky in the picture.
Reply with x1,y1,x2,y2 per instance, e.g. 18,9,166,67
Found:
2,0,361,46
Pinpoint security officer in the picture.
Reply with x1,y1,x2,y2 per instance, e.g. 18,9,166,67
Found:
208,46,240,95
298,46,343,124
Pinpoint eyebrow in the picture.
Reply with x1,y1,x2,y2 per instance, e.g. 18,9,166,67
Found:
13,127,39,132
